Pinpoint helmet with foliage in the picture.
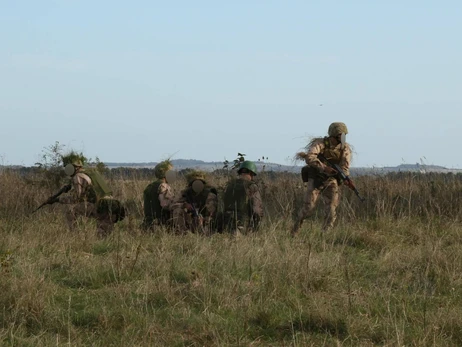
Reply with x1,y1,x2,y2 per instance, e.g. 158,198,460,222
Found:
238,160,257,176
154,160,173,179
185,170,206,185
72,159,83,167
328,122,348,137
62,151,86,168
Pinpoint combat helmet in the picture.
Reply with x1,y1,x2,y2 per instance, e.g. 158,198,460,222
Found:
328,122,348,137
185,170,207,185
154,160,173,179
72,159,84,167
62,151,86,168
238,160,257,176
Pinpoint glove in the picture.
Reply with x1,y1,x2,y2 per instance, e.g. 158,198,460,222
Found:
184,203,194,213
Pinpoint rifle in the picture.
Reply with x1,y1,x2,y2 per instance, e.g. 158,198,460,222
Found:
189,201,207,233
318,154,365,202
33,184,72,213
183,193,207,233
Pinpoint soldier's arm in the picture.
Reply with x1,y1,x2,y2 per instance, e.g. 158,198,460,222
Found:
205,190,218,217
158,183,175,209
339,144,352,176
58,174,88,204
305,140,326,172
177,189,194,213
248,184,264,217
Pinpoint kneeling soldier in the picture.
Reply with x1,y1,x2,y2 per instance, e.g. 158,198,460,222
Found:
58,159,125,237
222,161,263,234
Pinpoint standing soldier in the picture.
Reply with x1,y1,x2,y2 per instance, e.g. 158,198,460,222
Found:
222,160,263,234
176,170,218,234
142,160,177,230
58,158,125,237
292,122,353,234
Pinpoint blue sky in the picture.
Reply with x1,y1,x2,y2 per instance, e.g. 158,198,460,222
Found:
1,1,461,168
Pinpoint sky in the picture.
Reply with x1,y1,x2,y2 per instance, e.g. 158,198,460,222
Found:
1,1,461,168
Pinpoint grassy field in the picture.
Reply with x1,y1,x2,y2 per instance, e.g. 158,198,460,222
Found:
1,170,462,346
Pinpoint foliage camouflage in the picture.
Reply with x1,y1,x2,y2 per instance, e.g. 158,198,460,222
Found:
154,160,173,179
185,170,207,185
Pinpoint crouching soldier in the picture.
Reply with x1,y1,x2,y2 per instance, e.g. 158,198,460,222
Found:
176,170,218,234
221,160,263,234
142,160,178,231
58,159,125,237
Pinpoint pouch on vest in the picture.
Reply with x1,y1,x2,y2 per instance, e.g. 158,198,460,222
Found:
223,179,251,221
301,165,322,182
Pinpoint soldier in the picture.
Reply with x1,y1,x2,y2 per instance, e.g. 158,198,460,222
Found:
58,159,125,237
292,122,353,234
222,160,263,234
142,160,177,230
176,170,218,234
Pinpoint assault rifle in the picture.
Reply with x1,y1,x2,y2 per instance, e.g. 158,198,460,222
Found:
318,154,365,202
186,200,207,234
33,184,72,213
183,194,206,234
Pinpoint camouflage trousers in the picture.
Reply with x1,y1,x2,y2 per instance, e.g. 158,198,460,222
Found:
171,205,213,235
294,177,340,232
65,201,115,237
142,203,189,234
218,211,259,235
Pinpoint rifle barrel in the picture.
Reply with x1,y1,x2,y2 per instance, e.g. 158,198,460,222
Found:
318,153,365,202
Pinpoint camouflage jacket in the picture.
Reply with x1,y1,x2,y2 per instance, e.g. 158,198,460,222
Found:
305,137,352,176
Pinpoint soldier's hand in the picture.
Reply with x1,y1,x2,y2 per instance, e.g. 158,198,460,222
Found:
184,203,194,213
324,166,337,176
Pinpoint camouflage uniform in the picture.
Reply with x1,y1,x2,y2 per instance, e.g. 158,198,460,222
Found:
294,122,352,233
142,160,179,231
142,180,176,229
59,167,124,237
175,171,218,234
221,161,263,233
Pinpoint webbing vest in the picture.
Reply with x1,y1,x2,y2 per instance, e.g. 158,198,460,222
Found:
183,187,213,214
223,178,253,221
321,137,343,165
301,137,344,183
143,180,166,223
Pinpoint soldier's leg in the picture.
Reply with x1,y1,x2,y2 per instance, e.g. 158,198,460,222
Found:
171,203,187,234
203,216,215,236
65,206,78,231
190,215,204,234
292,179,321,234
321,179,340,231
65,202,92,231
214,212,224,233
221,211,246,236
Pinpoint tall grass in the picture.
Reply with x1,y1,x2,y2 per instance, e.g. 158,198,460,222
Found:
1,170,462,346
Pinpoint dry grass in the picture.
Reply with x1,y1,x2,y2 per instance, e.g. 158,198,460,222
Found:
1,170,462,346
